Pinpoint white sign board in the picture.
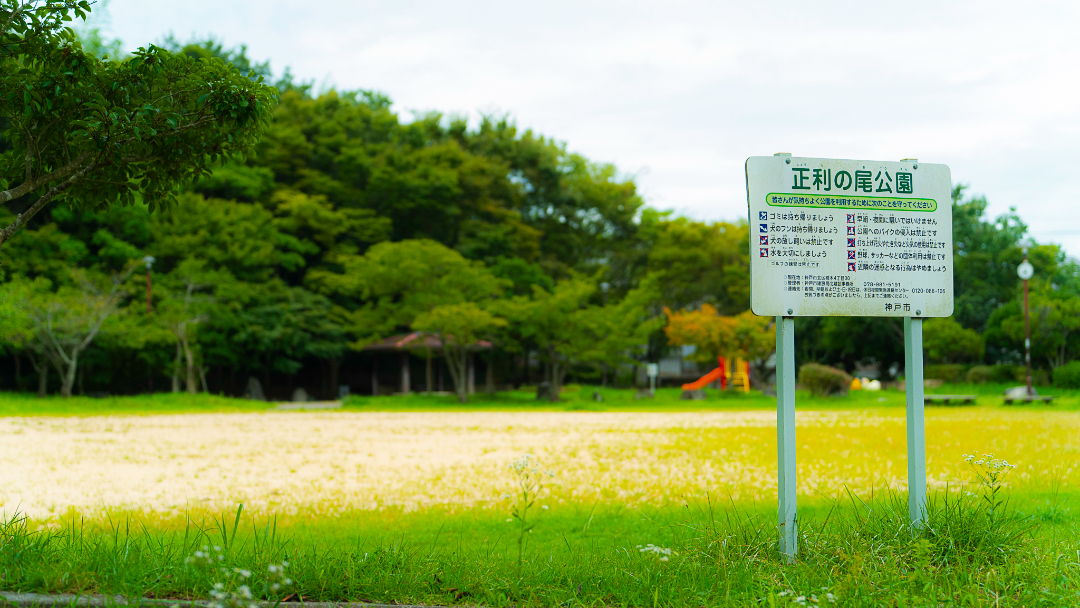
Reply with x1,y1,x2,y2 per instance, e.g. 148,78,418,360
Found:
646,363,659,378
746,156,953,317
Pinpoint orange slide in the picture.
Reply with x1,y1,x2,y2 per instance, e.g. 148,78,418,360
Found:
682,367,723,390
682,357,727,390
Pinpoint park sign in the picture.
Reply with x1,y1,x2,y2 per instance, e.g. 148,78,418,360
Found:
745,155,953,317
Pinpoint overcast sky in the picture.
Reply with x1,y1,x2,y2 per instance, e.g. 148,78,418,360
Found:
105,0,1080,258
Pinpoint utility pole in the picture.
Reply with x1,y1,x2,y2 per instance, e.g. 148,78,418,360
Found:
143,255,156,393
1017,249,1034,397
600,282,610,386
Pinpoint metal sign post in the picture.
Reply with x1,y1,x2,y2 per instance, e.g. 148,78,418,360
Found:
776,315,797,560
904,316,927,527
746,154,954,558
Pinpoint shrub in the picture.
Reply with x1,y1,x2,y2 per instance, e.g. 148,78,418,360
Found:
925,364,966,383
799,363,852,397
966,365,993,384
1053,361,1080,389
923,317,984,363
1007,366,1048,386
987,365,1022,383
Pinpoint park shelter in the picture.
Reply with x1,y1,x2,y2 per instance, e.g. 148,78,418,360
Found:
361,332,493,395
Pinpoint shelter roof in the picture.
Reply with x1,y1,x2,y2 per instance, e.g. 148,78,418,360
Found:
361,332,492,351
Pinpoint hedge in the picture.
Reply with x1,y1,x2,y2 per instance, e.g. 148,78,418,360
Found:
799,363,852,397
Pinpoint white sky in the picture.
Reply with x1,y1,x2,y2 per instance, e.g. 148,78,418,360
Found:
106,0,1080,257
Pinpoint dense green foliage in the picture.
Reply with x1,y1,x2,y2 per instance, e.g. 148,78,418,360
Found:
0,4,1076,399
0,0,276,246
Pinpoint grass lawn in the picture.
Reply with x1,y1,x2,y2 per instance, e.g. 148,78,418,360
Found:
1,387,1078,606
3,381,1076,416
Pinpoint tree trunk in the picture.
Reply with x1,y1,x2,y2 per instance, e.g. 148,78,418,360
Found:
29,353,48,397
60,353,78,398
425,350,433,394
485,356,494,393
467,353,475,395
329,357,340,399
547,346,561,402
199,366,210,393
172,342,181,393
371,356,379,396
183,339,197,394
443,346,468,403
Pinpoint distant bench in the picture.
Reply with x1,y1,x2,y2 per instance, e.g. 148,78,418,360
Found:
1003,395,1055,405
924,395,978,406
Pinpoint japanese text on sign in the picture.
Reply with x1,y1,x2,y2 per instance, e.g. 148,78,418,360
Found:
746,156,953,317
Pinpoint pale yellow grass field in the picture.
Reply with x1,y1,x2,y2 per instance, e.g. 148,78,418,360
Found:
0,408,1076,519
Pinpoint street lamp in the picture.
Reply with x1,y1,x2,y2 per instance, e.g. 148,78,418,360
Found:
1017,249,1034,397
143,255,156,314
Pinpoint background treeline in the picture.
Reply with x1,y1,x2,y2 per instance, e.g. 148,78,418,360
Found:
1,40,1077,399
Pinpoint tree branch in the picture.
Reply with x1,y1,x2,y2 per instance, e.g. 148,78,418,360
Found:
0,155,98,248
0,150,91,205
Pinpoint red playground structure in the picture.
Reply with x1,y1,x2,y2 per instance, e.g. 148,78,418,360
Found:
681,356,750,392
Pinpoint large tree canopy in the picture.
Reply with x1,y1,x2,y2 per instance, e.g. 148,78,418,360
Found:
0,0,276,248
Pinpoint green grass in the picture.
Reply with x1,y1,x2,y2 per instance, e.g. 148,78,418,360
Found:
2,387,1079,605
3,382,1077,417
0,391,269,417
1,490,1077,607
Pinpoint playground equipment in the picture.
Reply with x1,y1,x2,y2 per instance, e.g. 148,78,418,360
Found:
682,356,751,392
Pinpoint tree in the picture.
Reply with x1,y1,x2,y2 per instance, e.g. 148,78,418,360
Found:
664,304,736,365
412,302,506,403
0,275,49,394
159,259,215,393
494,279,594,400
994,291,1080,370
214,279,348,396
922,317,984,363
951,185,1030,332
643,213,749,313
22,265,135,396
309,239,506,346
568,279,662,386
0,0,276,250
664,306,775,389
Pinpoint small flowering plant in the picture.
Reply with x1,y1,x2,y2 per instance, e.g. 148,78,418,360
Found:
184,545,292,608
776,589,837,605
507,454,555,586
963,452,1016,520
637,543,676,562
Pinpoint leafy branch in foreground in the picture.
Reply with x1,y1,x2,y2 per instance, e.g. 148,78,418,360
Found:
0,0,276,250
